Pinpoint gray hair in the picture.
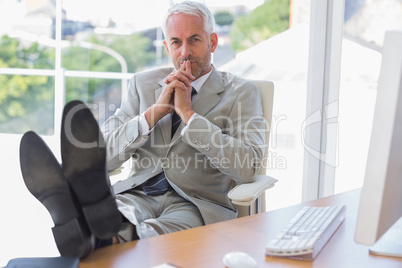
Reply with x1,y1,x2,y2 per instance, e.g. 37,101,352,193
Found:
162,1,215,38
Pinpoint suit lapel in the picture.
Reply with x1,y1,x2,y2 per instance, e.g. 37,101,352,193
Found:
192,67,225,117
155,83,172,145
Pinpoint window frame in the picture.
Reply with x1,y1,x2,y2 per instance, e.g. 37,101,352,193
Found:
302,0,345,200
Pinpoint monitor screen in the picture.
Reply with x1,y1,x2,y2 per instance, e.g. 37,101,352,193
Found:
354,30,402,257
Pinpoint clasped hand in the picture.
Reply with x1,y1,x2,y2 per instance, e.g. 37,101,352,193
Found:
146,60,195,128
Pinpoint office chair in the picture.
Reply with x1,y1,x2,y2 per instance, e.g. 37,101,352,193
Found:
228,80,277,217
108,80,277,218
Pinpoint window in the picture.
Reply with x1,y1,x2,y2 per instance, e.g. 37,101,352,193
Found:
221,0,311,210
335,0,402,193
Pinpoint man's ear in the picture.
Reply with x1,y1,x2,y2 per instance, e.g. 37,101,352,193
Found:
163,40,170,55
210,33,218,53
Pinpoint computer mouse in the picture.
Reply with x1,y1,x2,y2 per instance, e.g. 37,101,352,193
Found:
223,251,258,268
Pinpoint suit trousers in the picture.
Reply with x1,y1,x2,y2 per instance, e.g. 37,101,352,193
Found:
115,189,204,241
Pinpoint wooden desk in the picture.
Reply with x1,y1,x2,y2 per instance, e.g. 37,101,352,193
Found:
80,189,402,267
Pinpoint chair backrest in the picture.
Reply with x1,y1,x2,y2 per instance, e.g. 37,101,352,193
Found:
250,80,274,175
234,80,274,217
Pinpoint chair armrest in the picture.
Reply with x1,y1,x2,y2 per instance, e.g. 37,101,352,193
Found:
108,160,131,185
228,175,277,206
109,166,123,176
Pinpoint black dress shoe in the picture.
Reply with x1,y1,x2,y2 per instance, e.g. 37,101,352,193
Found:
60,100,122,240
19,131,94,258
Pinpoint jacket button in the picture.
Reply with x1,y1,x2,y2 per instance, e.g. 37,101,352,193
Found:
162,159,169,169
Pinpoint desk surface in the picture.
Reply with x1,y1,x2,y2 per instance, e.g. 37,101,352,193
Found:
80,189,402,268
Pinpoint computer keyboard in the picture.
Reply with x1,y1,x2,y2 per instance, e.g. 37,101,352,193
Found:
265,204,346,260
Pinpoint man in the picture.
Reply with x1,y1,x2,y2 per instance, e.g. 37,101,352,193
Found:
20,1,265,259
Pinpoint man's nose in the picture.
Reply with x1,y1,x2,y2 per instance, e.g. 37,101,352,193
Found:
181,42,191,58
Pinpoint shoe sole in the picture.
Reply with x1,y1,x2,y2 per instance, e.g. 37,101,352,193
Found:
61,100,121,239
20,131,93,258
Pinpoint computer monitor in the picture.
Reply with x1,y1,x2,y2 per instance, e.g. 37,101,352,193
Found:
354,30,402,257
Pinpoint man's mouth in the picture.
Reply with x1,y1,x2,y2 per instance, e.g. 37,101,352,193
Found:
180,60,196,65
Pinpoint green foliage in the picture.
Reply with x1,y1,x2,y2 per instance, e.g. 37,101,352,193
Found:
230,0,290,52
0,35,55,134
0,32,155,134
62,33,155,103
214,11,234,26
108,34,155,73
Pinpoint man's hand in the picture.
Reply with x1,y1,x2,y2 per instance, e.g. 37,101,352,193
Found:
144,80,175,129
145,60,195,128
164,60,195,86
168,60,196,124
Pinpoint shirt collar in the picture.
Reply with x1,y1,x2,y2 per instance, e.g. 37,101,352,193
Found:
191,66,213,94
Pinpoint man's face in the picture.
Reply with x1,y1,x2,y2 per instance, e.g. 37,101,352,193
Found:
163,13,218,79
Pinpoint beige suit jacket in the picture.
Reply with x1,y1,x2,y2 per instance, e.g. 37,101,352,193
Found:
101,66,265,225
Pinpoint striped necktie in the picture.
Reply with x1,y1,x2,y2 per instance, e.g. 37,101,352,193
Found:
171,87,197,137
141,87,197,196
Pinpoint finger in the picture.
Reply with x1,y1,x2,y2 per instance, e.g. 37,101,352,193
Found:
165,60,195,84
184,60,195,80
175,72,192,87
180,60,187,71
186,60,192,76
169,79,188,92
165,75,174,85
174,85,193,105
165,68,188,84
165,72,192,87
162,83,175,94
178,60,194,80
